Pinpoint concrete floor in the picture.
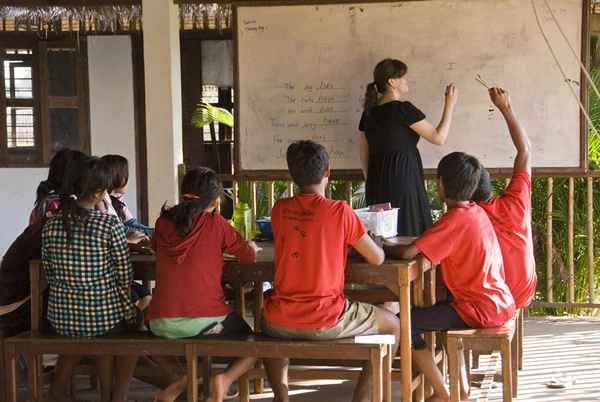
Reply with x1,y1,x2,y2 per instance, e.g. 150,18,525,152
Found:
21,316,600,402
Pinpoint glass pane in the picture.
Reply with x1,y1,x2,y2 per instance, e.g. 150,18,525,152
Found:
49,108,79,151
6,106,34,148
47,50,76,97
4,60,33,99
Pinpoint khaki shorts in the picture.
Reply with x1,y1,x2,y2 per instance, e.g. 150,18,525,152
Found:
264,299,379,340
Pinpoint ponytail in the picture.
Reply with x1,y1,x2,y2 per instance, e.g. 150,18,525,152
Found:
363,81,379,112
160,167,222,238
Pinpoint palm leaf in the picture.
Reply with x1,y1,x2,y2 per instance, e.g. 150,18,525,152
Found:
192,102,234,129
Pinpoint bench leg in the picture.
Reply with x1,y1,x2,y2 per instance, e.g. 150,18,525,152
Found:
501,339,513,402
447,337,460,402
511,336,518,398
186,345,198,402
201,356,212,400
518,310,524,370
253,362,265,394
5,343,17,402
239,372,250,402
370,347,383,402
383,344,392,402
472,350,480,369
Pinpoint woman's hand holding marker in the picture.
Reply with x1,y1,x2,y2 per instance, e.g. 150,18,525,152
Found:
488,87,511,113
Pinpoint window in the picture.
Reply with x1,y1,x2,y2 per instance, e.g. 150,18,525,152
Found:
0,36,89,166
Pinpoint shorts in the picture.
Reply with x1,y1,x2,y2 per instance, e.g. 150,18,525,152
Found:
194,313,253,338
263,299,379,340
409,300,469,350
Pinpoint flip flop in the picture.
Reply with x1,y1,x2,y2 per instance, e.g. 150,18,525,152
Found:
545,374,574,389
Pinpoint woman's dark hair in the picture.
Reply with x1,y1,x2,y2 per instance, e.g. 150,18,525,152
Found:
286,140,329,187
101,154,130,221
472,168,493,202
59,156,111,244
34,148,87,207
363,58,408,112
160,167,223,237
437,152,482,201
101,154,129,192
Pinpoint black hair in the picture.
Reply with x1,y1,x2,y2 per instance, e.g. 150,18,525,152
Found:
437,152,482,201
101,154,130,222
286,140,329,187
363,58,408,112
101,154,129,192
58,156,111,244
472,168,492,202
160,167,223,237
34,148,87,208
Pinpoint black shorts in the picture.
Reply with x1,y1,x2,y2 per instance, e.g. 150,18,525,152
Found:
193,313,253,339
408,300,469,350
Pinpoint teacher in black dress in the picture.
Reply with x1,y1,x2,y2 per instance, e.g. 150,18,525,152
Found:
359,58,458,236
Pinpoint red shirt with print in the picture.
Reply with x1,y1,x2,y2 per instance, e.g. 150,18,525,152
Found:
478,172,537,308
263,193,366,329
414,202,515,328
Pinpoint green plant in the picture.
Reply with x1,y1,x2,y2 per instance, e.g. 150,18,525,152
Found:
191,102,234,129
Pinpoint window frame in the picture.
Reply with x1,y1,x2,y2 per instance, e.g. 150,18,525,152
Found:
0,33,90,168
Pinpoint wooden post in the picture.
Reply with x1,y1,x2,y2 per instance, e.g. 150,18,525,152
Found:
287,181,294,197
346,181,353,207
267,181,275,212
232,180,239,208
568,177,575,303
588,176,594,302
250,181,257,228
546,177,553,303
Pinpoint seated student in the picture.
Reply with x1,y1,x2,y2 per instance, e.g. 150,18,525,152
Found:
42,156,139,402
29,148,87,225
472,87,537,309
263,140,400,402
99,154,152,240
385,152,515,402
147,167,259,402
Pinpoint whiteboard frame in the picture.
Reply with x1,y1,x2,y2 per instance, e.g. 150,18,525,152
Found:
233,0,590,180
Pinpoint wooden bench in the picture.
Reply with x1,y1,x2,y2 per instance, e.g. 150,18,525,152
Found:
447,317,517,402
3,260,396,402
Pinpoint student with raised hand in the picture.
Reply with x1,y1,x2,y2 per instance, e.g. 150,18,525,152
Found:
472,87,536,309
385,152,515,402
359,58,458,236
263,140,400,402
42,156,139,402
147,167,259,402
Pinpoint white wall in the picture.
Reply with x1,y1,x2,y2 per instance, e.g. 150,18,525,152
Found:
0,35,139,256
88,35,138,219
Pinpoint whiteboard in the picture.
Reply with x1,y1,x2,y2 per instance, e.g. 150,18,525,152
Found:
236,0,583,173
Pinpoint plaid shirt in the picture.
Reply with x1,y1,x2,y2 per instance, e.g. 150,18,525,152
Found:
42,209,136,337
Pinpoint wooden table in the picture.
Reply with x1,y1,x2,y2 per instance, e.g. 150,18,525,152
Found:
131,237,437,402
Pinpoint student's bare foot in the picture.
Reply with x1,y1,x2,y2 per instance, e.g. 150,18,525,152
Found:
205,373,228,402
153,377,186,402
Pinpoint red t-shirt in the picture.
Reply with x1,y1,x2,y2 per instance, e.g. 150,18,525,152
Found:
146,212,256,320
414,202,515,328
263,193,366,329
478,172,537,308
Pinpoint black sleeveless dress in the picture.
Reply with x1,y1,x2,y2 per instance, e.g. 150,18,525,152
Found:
359,101,432,236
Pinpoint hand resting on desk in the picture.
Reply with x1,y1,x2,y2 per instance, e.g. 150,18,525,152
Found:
383,240,420,260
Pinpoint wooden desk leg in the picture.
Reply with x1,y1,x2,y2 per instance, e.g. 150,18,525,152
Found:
447,337,460,402
423,268,436,400
235,284,246,319
201,356,212,400
518,309,524,370
501,339,513,402
383,344,392,402
413,267,425,402
186,344,198,402
370,347,383,402
5,343,16,402
253,282,265,394
27,353,40,401
399,282,413,402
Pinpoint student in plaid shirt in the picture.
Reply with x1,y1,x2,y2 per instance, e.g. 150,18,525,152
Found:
42,156,138,402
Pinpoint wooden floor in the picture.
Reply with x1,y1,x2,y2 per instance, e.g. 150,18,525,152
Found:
16,316,600,401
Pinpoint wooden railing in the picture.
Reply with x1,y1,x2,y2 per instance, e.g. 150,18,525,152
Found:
222,172,600,311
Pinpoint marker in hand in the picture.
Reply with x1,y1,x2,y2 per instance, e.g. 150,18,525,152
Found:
475,74,491,89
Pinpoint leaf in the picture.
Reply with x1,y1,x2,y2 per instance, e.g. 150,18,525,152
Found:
191,102,234,129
